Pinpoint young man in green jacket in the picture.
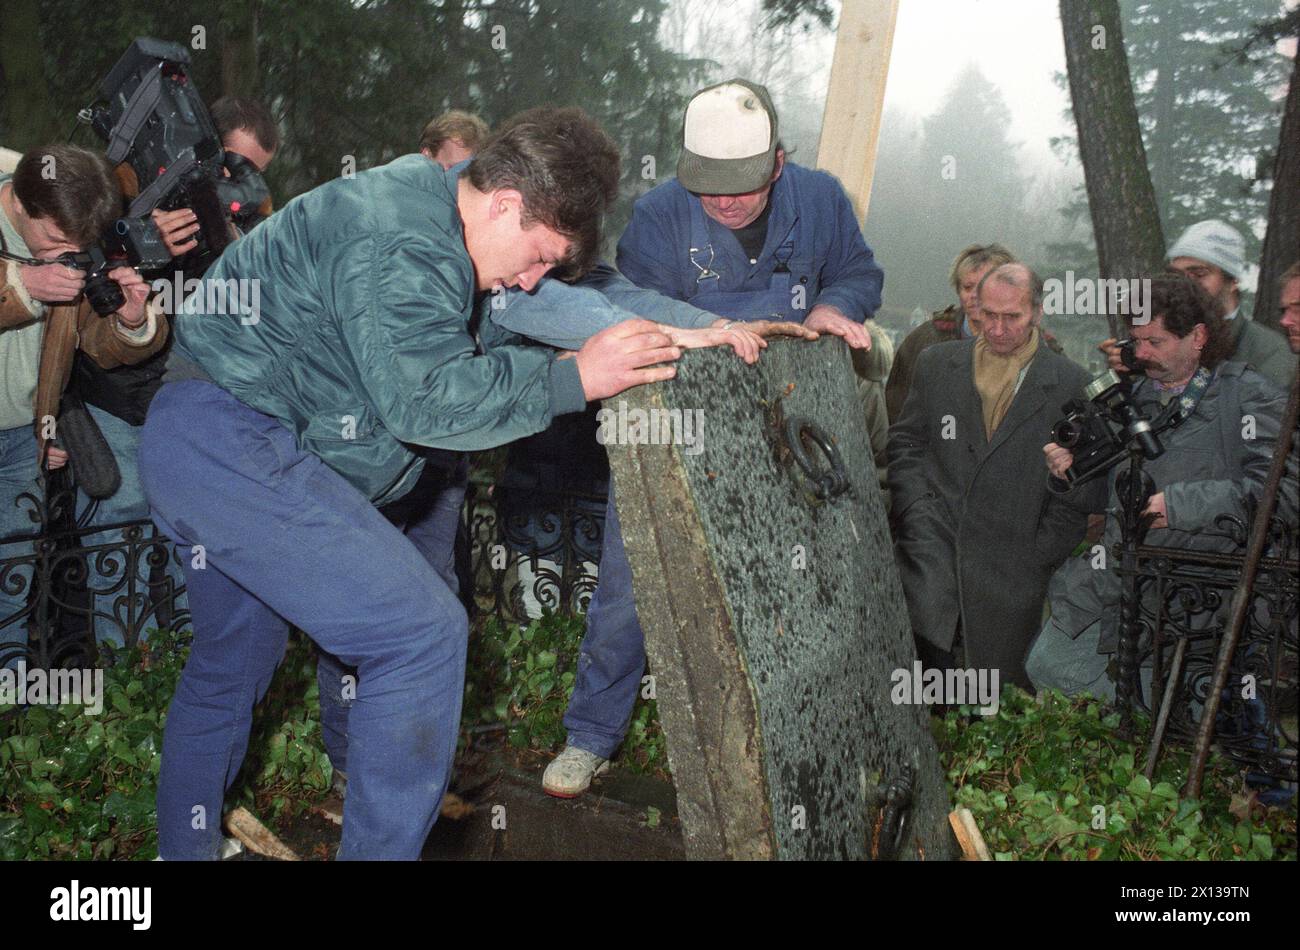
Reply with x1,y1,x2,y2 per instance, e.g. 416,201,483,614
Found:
140,108,683,860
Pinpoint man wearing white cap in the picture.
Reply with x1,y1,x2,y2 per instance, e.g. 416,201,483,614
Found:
541,78,884,799
1104,219,1293,390
616,78,881,340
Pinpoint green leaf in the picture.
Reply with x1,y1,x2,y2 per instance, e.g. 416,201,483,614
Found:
1126,774,1151,799
1251,834,1273,860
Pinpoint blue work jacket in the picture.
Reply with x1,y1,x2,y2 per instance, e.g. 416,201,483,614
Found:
615,162,883,323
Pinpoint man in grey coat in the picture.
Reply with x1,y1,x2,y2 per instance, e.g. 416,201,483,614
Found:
1099,220,1295,390
1029,274,1297,699
887,263,1091,689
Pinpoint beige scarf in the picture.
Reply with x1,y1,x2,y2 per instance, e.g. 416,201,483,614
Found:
973,327,1040,439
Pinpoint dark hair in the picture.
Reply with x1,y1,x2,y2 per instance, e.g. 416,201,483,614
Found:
12,145,119,247
466,107,620,278
210,97,281,155
420,110,489,155
1131,273,1232,369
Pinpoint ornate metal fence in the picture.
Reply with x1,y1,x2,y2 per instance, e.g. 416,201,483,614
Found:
1117,513,1299,784
1,467,605,670
0,471,188,669
464,477,606,623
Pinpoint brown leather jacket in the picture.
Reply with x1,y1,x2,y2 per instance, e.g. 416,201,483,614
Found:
1,259,168,458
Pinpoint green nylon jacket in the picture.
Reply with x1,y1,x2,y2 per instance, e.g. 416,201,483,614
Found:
172,154,586,506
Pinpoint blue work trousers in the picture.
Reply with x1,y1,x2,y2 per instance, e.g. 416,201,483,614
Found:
140,381,467,860
316,457,468,776
561,484,646,759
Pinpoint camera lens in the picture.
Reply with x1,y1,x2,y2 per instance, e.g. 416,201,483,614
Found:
83,273,125,317
1052,418,1082,447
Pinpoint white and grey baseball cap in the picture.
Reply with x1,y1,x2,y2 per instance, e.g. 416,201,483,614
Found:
677,78,779,195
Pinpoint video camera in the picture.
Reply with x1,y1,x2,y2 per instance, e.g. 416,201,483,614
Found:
79,37,270,282
1051,370,1163,487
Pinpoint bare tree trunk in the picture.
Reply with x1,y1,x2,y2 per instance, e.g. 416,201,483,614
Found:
0,0,63,150
1254,49,1299,328
1060,0,1166,277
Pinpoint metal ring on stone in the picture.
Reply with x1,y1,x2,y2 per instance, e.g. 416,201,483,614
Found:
782,415,849,500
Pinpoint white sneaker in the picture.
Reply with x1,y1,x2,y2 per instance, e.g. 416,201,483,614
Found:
542,745,609,798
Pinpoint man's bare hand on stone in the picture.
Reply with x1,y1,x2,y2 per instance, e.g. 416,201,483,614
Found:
571,318,681,400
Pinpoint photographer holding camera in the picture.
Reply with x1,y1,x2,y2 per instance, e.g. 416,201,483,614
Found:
1097,220,1295,391
1027,274,1297,699
0,144,166,665
62,97,279,646
146,96,279,259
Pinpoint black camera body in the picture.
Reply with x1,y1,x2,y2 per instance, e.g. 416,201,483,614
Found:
86,37,270,275
58,216,174,316
1052,370,1163,487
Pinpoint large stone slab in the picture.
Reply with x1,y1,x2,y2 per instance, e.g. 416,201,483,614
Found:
605,336,955,860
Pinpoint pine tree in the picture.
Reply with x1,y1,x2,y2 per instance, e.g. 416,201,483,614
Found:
866,67,1036,318
1122,0,1290,266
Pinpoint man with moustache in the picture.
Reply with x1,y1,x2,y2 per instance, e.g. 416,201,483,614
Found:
1029,274,1297,699
1099,220,1294,391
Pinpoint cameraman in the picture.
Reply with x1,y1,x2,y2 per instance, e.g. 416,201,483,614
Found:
1,145,165,665
1097,220,1294,391
66,97,279,646
148,97,279,257
1027,274,1296,699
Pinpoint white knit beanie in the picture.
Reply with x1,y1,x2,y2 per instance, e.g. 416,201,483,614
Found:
1166,219,1246,279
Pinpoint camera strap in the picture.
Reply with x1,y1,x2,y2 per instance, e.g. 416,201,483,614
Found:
105,65,164,165
1147,365,1214,431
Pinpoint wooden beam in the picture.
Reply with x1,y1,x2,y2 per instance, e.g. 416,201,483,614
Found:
815,0,900,223
948,807,993,861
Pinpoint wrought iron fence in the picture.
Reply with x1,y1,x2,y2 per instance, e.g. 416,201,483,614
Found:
1117,513,1299,784
464,478,606,623
1,468,605,670
0,471,188,669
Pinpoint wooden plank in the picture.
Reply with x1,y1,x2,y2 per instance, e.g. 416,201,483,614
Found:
948,807,993,861
224,806,301,861
815,0,900,222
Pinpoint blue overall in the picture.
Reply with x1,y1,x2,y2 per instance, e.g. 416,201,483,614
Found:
565,164,884,759
682,198,801,322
